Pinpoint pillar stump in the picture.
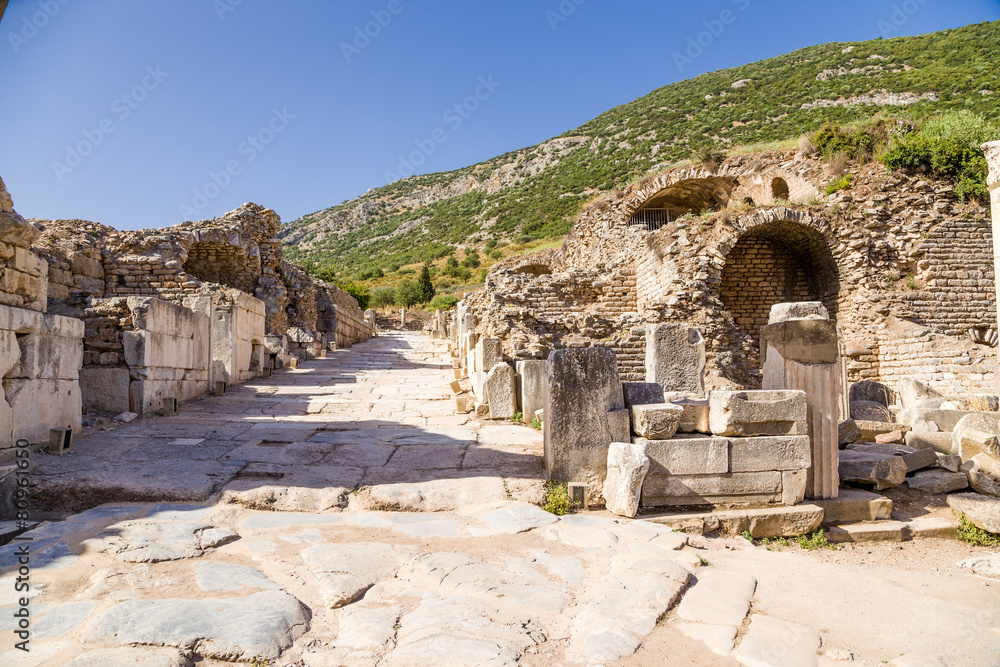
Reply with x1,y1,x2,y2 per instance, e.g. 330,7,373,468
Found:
761,302,840,499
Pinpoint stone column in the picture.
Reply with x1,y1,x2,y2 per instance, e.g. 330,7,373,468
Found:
761,302,840,499
983,141,1000,393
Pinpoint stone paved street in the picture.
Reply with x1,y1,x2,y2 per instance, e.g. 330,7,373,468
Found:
2,333,1000,666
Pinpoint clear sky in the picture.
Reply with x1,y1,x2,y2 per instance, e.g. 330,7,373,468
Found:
1,0,997,231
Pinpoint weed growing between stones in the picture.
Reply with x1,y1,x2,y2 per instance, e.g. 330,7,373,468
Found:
510,411,524,423
744,529,837,551
543,481,571,516
530,416,542,430
957,515,1000,547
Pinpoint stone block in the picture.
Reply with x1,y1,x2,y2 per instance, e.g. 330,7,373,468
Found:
5,378,82,444
897,408,979,432
80,367,131,414
622,382,665,408
947,493,1000,534
644,323,705,394
729,435,811,473
906,469,969,494
767,301,829,323
856,420,910,441
961,457,1000,497
713,504,824,538
875,430,904,444
838,450,907,490
846,442,936,473
631,403,683,440
896,377,942,409
640,435,729,476
709,390,807,437
905,431,952,454
449,379,463,395
839,419,862,445
672,398,710,434
814,488,892,524
603,442,650,518
781,470,807,505
826,521,910,543
516,360,546,425
952,413,1000,471
484,362,516,420
544,348,628,504
849,380,891,407
0,210,41,248
475,338,502,378
642,471,782,506
850,400,893,423
937,453,961,472
760,316,838,364
11,330,82,381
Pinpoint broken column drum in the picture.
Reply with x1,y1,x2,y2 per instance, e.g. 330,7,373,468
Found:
760,302,840,499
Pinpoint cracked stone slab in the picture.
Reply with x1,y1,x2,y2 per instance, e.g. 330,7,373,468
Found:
33,601,96,638
80,591,309,661
240,513,344,532
65,647,193,667
675,620,739,656
382,595,542,667
221,465,363,512
301,543,398,608
733,614,821,667
304,605,401,664
676,569,757,627
467,504,559,537
83,521,221,563
355,477,508,512
195,563,282,591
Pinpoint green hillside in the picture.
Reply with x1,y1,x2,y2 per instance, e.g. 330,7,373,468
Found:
280,21,1000,287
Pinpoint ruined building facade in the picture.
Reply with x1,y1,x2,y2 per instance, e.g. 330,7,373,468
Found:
467,151,997,396
0,177,372,455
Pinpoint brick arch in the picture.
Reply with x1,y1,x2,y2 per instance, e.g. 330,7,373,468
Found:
716,209,842,337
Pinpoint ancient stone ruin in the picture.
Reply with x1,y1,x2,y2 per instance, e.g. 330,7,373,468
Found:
0,177,372,453
450,144,1000,530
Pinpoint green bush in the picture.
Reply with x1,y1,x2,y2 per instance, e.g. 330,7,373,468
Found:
369,287,396,309
543,481,571,516
881,111,997,201
957,514,1000,547
427,294,459,311
334,281,370,310
812,123,880,160
825,173,853,195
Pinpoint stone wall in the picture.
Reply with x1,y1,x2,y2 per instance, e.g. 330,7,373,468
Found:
212,290,267,385
0,177,85,454
467,151,996,397
80,297,212,415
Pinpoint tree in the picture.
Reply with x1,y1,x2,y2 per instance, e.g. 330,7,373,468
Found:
396,279,423,308
418,265,436,304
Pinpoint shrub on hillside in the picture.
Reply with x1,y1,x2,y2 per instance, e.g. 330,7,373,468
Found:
428,294,459,311
335,281,371,310
369,287,396,309
882,111,997,201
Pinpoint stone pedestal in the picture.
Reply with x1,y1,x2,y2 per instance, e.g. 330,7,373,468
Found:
644,324,706,395
983,141,1000,394
761,302,840,500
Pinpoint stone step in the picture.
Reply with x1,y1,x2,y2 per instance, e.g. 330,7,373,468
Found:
643,504,823,539
812,488,893,525
825,515,961,543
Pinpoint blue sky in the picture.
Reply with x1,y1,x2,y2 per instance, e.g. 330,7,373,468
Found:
0,0,997,230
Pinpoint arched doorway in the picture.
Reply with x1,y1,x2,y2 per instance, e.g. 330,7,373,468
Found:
771,177,790,201
627,177,738,230
720,219,840,338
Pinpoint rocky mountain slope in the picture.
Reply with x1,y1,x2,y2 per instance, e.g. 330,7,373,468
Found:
280,21,1000,278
